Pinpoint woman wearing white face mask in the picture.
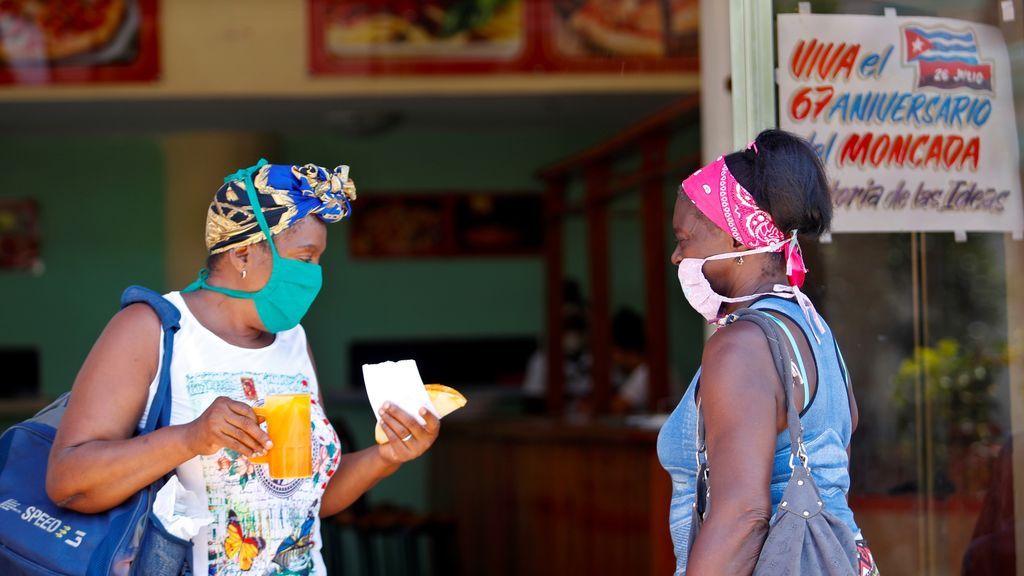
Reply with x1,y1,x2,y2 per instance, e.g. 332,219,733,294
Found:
657,130,878,575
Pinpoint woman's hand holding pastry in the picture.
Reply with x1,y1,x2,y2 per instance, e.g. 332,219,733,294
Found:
376,403,440,465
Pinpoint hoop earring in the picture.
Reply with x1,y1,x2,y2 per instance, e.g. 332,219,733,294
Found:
241,269,247,279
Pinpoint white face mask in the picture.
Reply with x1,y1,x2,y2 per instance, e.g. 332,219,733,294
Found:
677,241,795,323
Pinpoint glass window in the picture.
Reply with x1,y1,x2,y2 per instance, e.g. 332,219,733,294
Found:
729,2,1024,569
757,1,1024,573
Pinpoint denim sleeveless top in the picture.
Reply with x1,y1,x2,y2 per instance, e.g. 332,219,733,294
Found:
656,297,860,575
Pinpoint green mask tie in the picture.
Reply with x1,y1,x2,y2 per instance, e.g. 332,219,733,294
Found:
183,159,323,334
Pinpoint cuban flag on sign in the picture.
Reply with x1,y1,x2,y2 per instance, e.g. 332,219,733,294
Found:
903,26,992,91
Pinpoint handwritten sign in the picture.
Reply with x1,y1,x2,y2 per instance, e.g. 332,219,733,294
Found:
777,14,1023,238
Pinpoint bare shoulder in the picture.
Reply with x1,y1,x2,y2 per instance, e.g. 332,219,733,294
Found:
59,303,163,443
96,303,162,367
110,302,162,336
701,321,774,383
699,321,778,418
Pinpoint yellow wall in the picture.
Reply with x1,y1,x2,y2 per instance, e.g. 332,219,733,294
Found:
163,133,279,288
0,0,698,101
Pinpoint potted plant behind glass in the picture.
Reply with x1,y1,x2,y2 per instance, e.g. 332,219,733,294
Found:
892,338,1007,499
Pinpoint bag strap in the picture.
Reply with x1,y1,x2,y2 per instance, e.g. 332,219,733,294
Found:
693,395,709,516
727,309,809,468
761,313,811,412
692,308,824,526
692,308,811,519
694,309,809,467
120,286,180,434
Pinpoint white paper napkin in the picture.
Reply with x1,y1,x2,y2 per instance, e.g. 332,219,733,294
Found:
362,359,438,426
152,475,213,540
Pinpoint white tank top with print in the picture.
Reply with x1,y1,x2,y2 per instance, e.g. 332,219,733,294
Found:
138,291,341,576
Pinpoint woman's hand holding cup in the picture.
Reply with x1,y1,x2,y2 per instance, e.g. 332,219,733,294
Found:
185,396,273,458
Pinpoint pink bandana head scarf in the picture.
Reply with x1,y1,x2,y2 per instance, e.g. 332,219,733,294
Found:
680,149,808,288
679,144,826,339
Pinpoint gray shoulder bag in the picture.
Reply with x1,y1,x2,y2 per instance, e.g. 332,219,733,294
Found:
687,308,859,575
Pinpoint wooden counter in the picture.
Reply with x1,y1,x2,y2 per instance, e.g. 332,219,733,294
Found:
429,418,675,576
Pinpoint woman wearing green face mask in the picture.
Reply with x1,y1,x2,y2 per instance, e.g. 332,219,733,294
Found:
46,160,440,576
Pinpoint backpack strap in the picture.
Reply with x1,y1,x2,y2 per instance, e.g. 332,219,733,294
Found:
120,286,180,434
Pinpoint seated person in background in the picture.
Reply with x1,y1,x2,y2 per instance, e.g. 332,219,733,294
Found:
610,308,649,414
522,280,592,411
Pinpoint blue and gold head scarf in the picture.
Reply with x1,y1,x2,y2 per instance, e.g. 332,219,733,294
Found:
205,162,357,255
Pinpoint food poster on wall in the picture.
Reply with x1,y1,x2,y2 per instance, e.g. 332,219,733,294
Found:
0,199,40,271
310,0,529,74
349,193,543,258
777,13,1024,238
309,0,699,74
0,0,159,84
544,0,698,70
350,195,450,257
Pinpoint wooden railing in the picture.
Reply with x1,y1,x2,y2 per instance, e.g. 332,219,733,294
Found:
536,95,701,415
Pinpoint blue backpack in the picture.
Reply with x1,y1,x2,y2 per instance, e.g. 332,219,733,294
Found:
0,286,191,576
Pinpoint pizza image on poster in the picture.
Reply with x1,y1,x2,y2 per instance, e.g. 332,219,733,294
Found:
548,0,699,64
309,0,698,74
0,0,158,83
320,0,524,59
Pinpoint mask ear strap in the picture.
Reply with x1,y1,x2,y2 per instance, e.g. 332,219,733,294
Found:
225,158,278,257
794,288,826,344
771,283,826,344
703,241,784,263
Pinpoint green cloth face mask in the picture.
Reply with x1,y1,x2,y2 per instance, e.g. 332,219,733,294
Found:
183,159,323,334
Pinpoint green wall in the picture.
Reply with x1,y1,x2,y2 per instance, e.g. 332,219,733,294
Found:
667,127,706,390
0,107,705,576
0,137,166,398
0,124,700,400
0,122,704,518
280,126,620,390
276,125,634,513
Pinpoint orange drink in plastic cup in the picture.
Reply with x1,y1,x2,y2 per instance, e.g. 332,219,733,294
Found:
250,393,312,479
